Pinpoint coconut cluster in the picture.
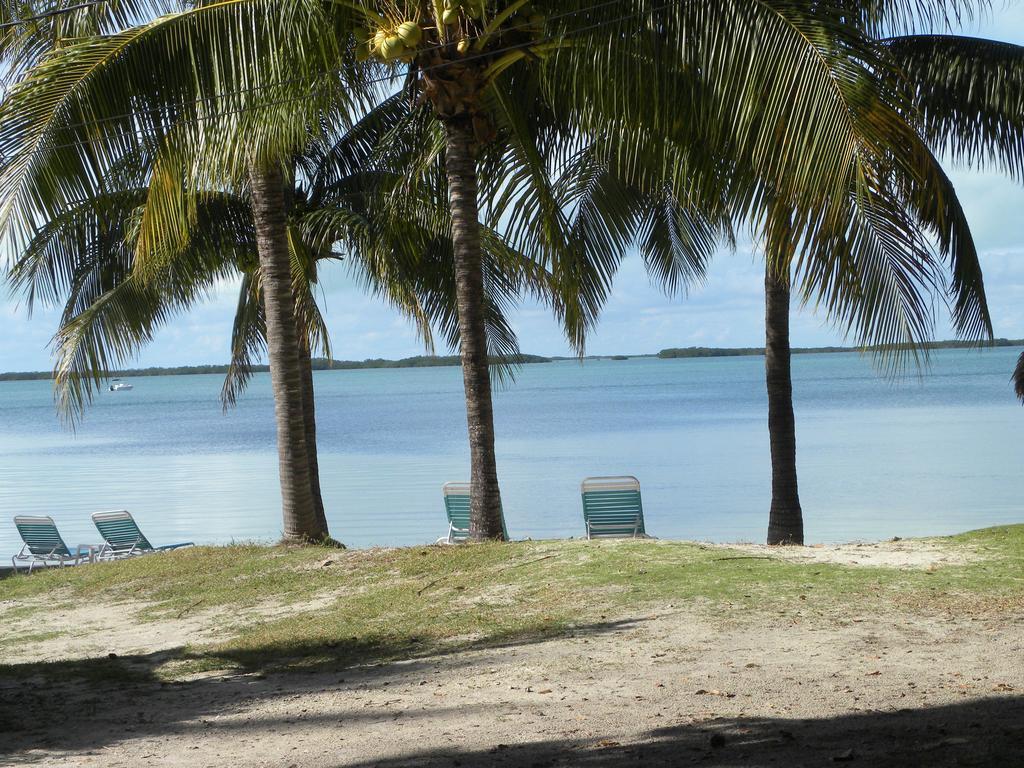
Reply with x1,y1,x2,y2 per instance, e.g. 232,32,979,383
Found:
358,20,423,62
357,2,543,64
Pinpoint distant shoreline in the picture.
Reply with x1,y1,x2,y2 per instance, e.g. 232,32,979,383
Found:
2,339,1020,381
0,353,553,382
655,338,1024,360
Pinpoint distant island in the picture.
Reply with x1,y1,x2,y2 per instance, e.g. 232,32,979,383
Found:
4,339,1021,381
0,353,552,382
657,338,1024,359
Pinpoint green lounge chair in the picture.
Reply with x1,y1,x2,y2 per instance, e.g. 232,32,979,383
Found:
440,482,509,543
92,510,193,559
12,516,95,573
581,476,648,539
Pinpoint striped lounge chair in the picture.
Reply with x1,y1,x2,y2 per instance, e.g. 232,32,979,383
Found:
580,476,649,539
12,516,95,573
92,510,193,559
440,482,509,543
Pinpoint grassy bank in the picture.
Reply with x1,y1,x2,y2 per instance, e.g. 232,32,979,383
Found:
2,526,1022,682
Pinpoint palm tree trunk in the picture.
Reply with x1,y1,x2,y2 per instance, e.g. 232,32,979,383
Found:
765,264,804,545
298,339,328,531
1014,351,1024,404
282,155,329,535
249,163,327,543
443,117,505,541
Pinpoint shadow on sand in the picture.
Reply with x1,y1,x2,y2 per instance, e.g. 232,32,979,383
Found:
0,617,643,757
1,612,1021,766
332,696,1024,767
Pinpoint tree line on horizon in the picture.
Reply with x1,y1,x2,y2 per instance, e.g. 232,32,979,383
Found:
6,337,1023,382
0,354,553,382
1,0,1023,547
657,338,1024,359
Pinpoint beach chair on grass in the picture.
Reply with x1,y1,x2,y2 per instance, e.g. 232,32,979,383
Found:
92,510,193,560
581,476,649,539
439,482,509,543
12,516,95,573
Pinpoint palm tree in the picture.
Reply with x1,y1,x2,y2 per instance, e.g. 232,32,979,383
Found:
538,2,996,545
0,0,1000,544
0,0,373,541
5,90,535,543
881,33,1024,408
505,0,1001,546
763,252,803,545
359,0,946,539
756,19,1024,543
0,1,653,540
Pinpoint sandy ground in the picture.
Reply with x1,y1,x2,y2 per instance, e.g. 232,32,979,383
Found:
3,596,1024,766
713,537,979,569
0,539,973,669
0,592,343,666
2,538,1022,767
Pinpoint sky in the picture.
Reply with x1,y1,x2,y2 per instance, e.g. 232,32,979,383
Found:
4,6,1024,371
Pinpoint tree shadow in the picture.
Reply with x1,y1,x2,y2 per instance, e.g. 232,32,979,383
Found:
0,612,647,681
330,697,1024,767
3,612,1022,766
0,615,647,758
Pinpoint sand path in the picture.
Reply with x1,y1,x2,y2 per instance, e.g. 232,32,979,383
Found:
2,597,1022,767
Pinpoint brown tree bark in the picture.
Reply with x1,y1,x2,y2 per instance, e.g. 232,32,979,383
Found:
1014,351,1024,404
442,117,505,540
765,264,804,545
249,163,328,542
298,338,328,532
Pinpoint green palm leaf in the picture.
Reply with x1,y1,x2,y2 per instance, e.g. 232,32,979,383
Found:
885,34,1024,181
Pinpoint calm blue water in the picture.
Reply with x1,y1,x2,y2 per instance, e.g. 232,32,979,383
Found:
1,348,1021,554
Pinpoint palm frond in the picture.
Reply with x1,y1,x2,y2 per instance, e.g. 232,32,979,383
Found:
0,0,360,260
51,270,200,420
32,186,245,418
8,189,145,312
0,0,175,83
221,272,265,408
842,0,988,35
884,34,1024,181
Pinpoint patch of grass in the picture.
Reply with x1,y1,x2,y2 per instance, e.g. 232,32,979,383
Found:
2,526,1023,682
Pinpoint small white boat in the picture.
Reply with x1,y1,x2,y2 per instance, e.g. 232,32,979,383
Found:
109,379,134,392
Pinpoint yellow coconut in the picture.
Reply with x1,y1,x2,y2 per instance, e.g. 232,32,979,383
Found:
380,34,405,60
372,28,388,52
442,7,460,25
396,21,421,46
457,38,469,53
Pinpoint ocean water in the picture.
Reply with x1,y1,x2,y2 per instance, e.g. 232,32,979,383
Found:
0,347,1021,555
